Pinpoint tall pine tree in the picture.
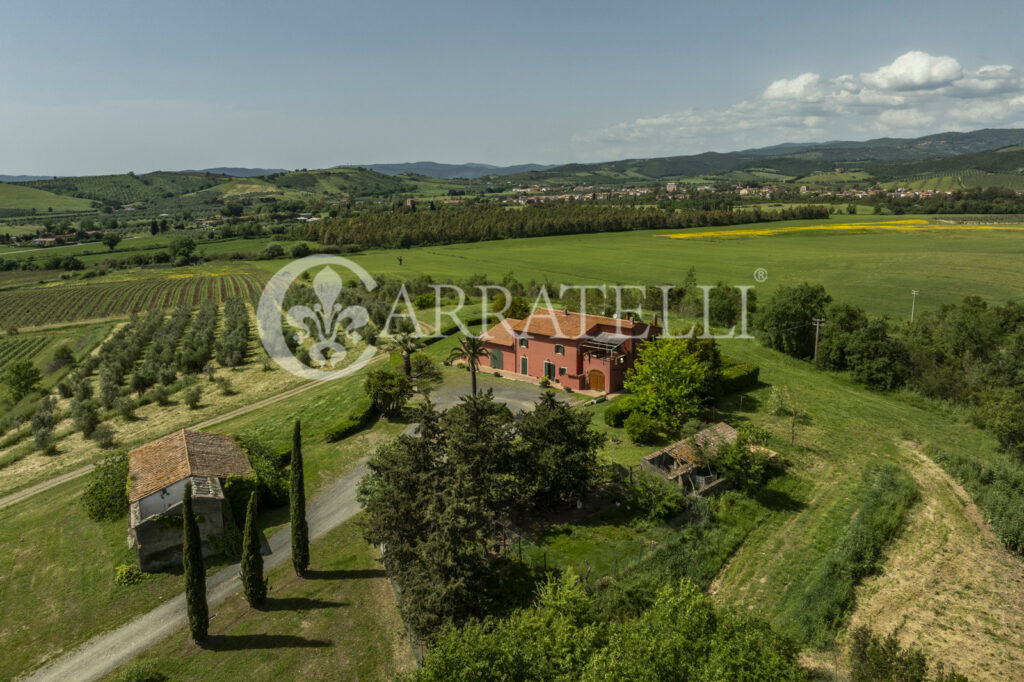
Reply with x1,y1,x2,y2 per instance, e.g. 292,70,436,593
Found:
240,490,266,606
290,419,310,575
182,480,209,642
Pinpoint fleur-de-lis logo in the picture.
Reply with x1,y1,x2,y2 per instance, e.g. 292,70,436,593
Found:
257,255,379,381
285,267,369,368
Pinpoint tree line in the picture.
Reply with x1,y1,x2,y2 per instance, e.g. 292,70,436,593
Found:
291,202,831,250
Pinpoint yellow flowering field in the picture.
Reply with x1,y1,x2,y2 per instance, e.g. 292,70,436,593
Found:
661,219,1024,240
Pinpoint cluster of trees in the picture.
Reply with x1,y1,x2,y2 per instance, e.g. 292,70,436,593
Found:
130,305,193,393
415,575,809,680
178,299,218,373
292,202,831,250
621,338,721,442
358,391,605,638
756,285,1024,452
869,186,1024,215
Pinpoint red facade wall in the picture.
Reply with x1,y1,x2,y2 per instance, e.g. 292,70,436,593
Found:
482,332,650,393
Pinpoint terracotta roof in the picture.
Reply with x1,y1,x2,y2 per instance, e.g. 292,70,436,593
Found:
514,308,643,339
481,318,522,347
483,308,651,343
128,429,252,502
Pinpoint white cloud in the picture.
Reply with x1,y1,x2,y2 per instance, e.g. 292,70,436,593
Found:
862,51,963,91
764,73,822,102
875,108,934,132
574,50,1024,158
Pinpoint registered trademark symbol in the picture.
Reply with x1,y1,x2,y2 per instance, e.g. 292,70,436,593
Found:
754,268,768,283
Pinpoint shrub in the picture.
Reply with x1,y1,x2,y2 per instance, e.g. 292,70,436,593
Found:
260,243,284,259
114,564,145,587
184,386,202,409
115,396,136,420
237,436,289,507
603,396,638,427
324,396,377,442
93,423,117,448
717,361,760,395
628,470,685,520
624,411,660,444
150,384,171,406
112,661,168,682
82,450,129,521
215,376,235,396
71,398,101,437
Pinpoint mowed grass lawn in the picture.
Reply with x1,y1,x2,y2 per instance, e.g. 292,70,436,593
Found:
101,517,416,682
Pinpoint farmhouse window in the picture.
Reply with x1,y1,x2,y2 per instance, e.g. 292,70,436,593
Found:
519,337,528,348
554,344,565,355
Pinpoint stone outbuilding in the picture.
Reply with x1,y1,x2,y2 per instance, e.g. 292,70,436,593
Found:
127,429,252,572
641,422,777,495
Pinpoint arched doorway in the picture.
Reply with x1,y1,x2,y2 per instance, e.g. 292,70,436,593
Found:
588,369,605,392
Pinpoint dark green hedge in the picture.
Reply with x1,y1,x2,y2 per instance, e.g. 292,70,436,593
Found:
718,362,760,395
325,396,377,442
604,396,638,427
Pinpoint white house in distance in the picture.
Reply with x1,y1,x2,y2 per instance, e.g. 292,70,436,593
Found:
127,429,252,571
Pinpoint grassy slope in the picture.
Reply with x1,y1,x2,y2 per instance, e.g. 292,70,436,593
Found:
703,339,1024,677
0,183,94,212
101,517,416,682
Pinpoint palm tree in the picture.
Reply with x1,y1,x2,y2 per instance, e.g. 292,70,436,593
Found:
381,331,425,376
447,334,490,395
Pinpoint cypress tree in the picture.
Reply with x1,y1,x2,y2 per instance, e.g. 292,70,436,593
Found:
240,490,266,606
182,480,209,642
290,419,310,575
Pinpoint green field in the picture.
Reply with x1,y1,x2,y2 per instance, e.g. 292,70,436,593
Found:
0,183,95,213
309,216,1024,319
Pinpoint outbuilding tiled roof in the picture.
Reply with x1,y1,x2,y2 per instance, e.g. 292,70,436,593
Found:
128,429,252,502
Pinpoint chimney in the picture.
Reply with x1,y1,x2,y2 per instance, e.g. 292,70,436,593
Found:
653,313,659,327
563,308,568,315
626,312,632,322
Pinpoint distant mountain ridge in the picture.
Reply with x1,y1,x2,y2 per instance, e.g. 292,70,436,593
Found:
0,175,51,183
353,161,557,179
189,167,290,177
504,128,1024,184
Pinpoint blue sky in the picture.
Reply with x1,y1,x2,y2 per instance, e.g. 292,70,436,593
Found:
2,0,1023,175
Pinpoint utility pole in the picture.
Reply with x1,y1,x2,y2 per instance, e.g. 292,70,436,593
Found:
812,317,826,362
910,289,919,323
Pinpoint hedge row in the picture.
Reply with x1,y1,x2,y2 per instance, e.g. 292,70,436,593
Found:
325,396,377,442
718,361,760,395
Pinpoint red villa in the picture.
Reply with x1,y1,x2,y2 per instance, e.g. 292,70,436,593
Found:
481,308,660,393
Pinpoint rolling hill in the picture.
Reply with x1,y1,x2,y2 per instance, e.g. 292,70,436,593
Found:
503,128,1024,185
0,183,96,215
